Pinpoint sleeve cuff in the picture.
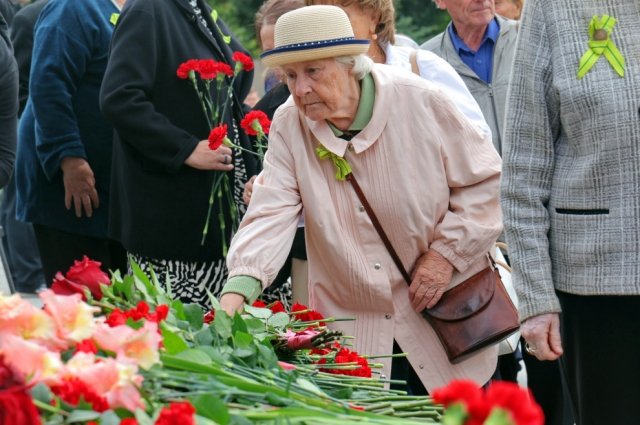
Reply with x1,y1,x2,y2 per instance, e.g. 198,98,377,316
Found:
220,275,262,304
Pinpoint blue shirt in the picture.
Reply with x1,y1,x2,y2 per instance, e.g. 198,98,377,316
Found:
448,18,499,84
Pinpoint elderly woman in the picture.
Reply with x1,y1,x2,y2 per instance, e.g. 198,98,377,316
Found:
306,0,490,141
220,5,502,393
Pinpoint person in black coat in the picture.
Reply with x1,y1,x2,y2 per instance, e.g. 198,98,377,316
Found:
0,13,17,189
0,0,47,293
100,0,258,307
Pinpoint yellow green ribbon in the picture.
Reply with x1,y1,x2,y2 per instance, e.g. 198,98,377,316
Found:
109,13,119,26
577,15,625,79
316,145,352,181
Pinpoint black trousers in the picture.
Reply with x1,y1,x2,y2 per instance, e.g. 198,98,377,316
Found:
522,338,574,425
33,223,127,285
390,340,428,396
557,291,640,425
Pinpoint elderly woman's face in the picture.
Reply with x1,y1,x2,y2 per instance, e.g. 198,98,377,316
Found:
283,58,357,123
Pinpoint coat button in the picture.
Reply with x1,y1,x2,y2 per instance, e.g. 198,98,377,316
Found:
374,262,382,270
347,143,354,152
419,364,425,370
593,28,608,41
358,205,365,212
385,313,392,319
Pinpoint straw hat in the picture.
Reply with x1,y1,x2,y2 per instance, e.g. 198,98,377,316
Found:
260,5,370,67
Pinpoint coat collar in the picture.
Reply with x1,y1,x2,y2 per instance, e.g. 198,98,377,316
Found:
171,0,225,59
305,65,389,158
440,15,516,81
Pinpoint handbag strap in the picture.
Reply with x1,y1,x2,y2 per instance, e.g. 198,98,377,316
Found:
345,172,412,285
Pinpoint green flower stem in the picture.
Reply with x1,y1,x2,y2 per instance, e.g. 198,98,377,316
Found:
33,399,68,416
200,172,225,245
363,353,408,359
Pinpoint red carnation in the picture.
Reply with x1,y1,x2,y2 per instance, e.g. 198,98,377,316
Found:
156,401,196,425
291,302,325,325
75,339,98,354
232,51,254,72
269,301,286,314
241,110,271,137
51,377,109,413
120,419,139,425
196,59,220,80
176,59,199,79
484,382,544,425
106,308,128,327
208,124,228,150
252,300,267,308
216,62,234,78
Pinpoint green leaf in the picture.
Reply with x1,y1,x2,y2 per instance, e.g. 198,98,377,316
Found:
295,378,326,397
328,387,353,399
130,259,158,298
195,327,214,346
233,331,256,358
484,407,516,425
193,394,230,424
213,309,233,339
232,313,248,334
256,341,278,368
99,411,122,425
267,311,290,328
243,317,267,335
121,275,134,301
184,303,205,330
66,410,101,423
172,299,186,320
194,345,226,363
229,415,253,425
176,348,213,365
205,289,222,311
30,382,52,404
161,327,189,354
243,304,273,320
134,409,155,425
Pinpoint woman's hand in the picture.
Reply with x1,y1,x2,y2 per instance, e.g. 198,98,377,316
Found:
243,175,257,205
521,313,563,361
219,293,246,316
185,141,235,171
409,249,454,312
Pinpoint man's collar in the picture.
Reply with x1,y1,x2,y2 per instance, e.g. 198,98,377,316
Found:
449,17,500,53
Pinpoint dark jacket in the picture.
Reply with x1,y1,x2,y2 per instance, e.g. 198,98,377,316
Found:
10,0,47,116
14,0,117,237
100,0,255,261
0,0,18,26
0,13,17,188
250,82,290,174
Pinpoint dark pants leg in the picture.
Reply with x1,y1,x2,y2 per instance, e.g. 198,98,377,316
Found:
32,224,127,285
557,291,640,425
390,340,428,396
0,177,45,292
522,338,574,425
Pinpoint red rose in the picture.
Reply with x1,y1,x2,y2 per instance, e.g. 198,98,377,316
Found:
203,310,215,324
176,59,199,79
51,272,91,301
156,401,196,425
64,256,110,300
208,124,228,150
232,51,254,72
240,110,271,137
196,59,220,80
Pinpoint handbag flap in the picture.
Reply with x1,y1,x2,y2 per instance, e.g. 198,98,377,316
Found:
425,267,496,321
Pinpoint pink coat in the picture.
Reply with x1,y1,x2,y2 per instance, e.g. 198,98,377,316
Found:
227,64,503,391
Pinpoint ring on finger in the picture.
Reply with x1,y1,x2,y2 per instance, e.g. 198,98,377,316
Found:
224,154,231,165
525,342,537,354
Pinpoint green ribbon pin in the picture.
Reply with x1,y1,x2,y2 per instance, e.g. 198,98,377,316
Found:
316,145,352,181
577,15,625,79
109,13,119,25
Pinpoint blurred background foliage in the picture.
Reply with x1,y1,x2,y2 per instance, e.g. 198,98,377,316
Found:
207,0,451,56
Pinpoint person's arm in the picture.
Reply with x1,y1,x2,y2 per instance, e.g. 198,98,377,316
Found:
500,0,562,361
0,29,17,188
220,108,302,312
416,49,493,142
99,6,199,173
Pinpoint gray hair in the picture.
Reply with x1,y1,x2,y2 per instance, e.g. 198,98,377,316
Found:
335,54,373,80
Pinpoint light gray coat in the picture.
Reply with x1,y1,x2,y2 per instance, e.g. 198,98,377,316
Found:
421,16,518,154
501,0,640,320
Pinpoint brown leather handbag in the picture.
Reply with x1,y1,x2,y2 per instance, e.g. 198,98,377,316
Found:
346,173,520,364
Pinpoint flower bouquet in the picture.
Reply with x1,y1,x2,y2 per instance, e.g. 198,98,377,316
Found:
176,54,271,252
